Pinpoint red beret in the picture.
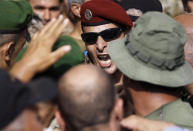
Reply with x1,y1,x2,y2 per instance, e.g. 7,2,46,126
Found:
80,0,133,29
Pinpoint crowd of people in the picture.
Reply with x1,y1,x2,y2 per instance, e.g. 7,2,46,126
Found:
1,0,193,131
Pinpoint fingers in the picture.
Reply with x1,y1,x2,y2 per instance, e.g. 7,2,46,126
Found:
29,19,55,44
48,19,70,46
38,17,57,36
120,115,140,130
121,115,175,131
38,15,64,38
63,19,70,27
52,19,69,38
48,15,65,34
47,45,71,67
39,15,67,48
32,32,39,40
22,15,71,73
30,15,67,49
45,17,67,47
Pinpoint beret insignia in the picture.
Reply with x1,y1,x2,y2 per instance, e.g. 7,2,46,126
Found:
85,9,92,20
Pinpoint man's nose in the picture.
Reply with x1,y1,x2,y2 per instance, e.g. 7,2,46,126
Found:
43,9,51,22
96,36,107,52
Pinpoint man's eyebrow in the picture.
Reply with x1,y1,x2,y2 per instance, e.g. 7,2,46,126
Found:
34,5,46,10
49,6,60,10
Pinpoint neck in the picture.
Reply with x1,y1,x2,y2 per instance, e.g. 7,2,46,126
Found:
81,122,119,131
70,21,82,40
81,124,110,131
112,70,124,92
127,82,179,117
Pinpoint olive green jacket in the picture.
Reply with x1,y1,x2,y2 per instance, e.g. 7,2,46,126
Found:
146,99,193,131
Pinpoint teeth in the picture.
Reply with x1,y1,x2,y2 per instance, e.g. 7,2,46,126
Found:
99,59,111,68
97,55,110,61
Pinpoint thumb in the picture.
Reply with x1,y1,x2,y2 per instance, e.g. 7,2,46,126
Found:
49,45,71,65
120,115,141,130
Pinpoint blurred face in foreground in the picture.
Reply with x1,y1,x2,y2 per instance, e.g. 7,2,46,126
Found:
3,108,42,131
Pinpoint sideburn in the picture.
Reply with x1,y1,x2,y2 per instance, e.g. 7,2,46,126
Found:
9,30,27,68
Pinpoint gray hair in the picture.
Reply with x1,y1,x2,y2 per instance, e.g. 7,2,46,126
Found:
159,0,184,17
65,0,85,24
0,34,19,46
68,0,85,7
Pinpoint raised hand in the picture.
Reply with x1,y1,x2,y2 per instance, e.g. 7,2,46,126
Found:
10,15,71,83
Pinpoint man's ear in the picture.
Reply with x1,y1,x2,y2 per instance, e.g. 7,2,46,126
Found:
55,110,66,131
71,3,81,18
4,41,14,62
188,1,193,11
114,98,123,121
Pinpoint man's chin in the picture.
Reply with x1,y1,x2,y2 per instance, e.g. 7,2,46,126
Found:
103,67,117,75
93,60,117,74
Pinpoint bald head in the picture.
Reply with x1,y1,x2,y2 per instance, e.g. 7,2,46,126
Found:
175,14,193,68
58,64,115,130
59,64,111,91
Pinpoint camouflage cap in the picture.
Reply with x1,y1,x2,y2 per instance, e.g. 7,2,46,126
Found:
0,0,33,34
17,36,84,79
108,12,193,87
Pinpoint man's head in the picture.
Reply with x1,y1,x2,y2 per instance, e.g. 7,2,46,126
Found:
159,0,184,17
113,0,162,21
108,12,193,88
29,0,61,25
175,14,193,68
63,0,85,24
0,0,33,69
0,33,20,69
56,64,123,131
182,0,193,12
16,35,84,79
0,72,58,131
80,0,133,75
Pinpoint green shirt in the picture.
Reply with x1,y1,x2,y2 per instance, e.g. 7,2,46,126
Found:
146,99,193,131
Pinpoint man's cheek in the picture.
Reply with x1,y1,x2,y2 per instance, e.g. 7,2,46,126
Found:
87,46,98,63
86,45,95,54
51,11,60,18
33,10,44,19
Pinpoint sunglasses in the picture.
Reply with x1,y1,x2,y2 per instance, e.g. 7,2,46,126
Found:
81,28,122,44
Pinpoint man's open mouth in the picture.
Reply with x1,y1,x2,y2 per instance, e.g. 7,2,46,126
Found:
97,54,111,61
97,54,112,68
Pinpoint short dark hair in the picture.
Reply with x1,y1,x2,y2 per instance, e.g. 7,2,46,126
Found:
182,0,192,13
57,69,116,131
0,34,19,46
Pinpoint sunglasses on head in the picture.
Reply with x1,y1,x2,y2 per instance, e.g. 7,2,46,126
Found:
81,28,122,44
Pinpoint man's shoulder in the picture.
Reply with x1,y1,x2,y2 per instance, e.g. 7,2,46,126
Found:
146,99,193,130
